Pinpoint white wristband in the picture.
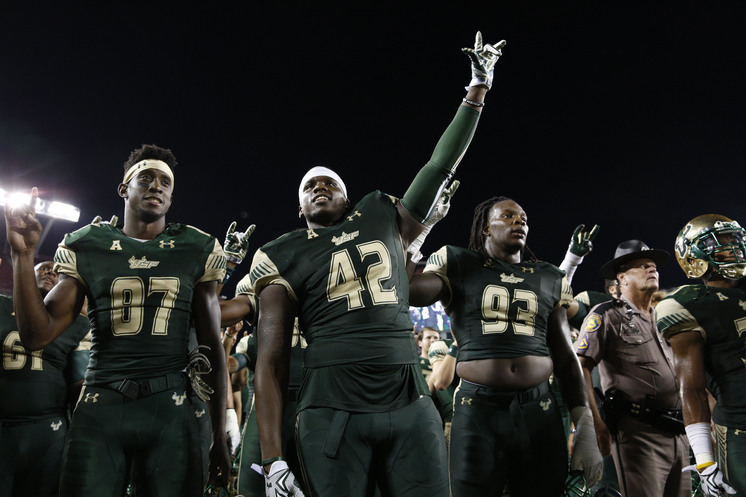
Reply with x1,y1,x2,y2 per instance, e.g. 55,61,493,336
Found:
685,422,715,468
560,251,584,284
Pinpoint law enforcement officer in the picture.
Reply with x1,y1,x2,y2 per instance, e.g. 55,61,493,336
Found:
575,240,690,497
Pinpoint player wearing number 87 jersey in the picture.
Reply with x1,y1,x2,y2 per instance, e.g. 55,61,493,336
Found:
409,196,603,496
4,144,231,497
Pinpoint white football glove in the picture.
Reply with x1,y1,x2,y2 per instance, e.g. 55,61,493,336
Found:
462,31,506,89
226,408,241,454
223,221,256,265
407,180,460,263
684,462,737,497
570,406,604,487
261,461,305,497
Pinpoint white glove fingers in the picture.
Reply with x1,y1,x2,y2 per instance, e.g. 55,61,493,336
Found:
445,179,460,198
473,31,483,50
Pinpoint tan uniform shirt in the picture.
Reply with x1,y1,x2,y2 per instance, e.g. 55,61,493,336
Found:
575,295,680,409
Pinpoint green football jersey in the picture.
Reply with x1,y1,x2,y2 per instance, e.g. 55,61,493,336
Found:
657,283,746,429
248,191,426,412
54,222,225,385
0,295,90,420
424,245,573,361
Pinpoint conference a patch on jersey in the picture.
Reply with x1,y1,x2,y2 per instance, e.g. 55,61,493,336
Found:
585,314,602,333
656,295,705,340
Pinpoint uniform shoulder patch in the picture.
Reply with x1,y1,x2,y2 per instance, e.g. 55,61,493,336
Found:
584,314,602,333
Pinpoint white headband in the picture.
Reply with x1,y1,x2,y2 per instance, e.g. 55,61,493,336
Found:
298,166,347,203
122,159,174,191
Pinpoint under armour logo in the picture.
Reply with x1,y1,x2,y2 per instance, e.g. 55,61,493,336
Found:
540,399,552,411
739,300,746,311
84,392,99,403
461,397,473,406
172,392,187,406
50,420,63,431
735,429,744,436
520,267,535,274
195,408,206,418
159,240,175,249
306,229,319,239
347,211,361,221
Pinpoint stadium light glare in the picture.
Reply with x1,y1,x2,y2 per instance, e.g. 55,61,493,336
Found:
0,187,80,222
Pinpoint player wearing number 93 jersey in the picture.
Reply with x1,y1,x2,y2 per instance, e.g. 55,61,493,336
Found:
409,196,603,496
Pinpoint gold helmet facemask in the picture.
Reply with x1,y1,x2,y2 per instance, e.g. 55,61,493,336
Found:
675,214,746,280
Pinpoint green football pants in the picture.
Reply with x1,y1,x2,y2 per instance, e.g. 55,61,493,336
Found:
296,396,449,497
59,382,210,497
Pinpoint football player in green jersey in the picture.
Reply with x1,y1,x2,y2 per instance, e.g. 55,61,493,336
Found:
0,260,90,497
409,196,603,497
4,144,231,497
656,214,746,496
248,32,504,497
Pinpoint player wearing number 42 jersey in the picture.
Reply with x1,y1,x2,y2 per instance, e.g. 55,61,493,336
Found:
4,144,231,497
250,32,504,497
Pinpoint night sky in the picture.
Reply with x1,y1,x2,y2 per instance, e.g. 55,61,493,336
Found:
1,2,745,295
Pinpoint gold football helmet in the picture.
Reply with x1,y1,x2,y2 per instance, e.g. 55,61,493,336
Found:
674,214,746,279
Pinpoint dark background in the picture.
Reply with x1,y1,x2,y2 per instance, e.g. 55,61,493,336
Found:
1,2,745,296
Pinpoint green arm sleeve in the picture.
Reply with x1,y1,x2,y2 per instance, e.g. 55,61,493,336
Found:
401,105,481,223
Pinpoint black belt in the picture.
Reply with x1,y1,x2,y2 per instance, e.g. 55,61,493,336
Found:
107,373,186,400
604,390,684,435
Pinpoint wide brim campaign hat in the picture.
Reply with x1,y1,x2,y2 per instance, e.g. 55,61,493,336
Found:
599,240,670,279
